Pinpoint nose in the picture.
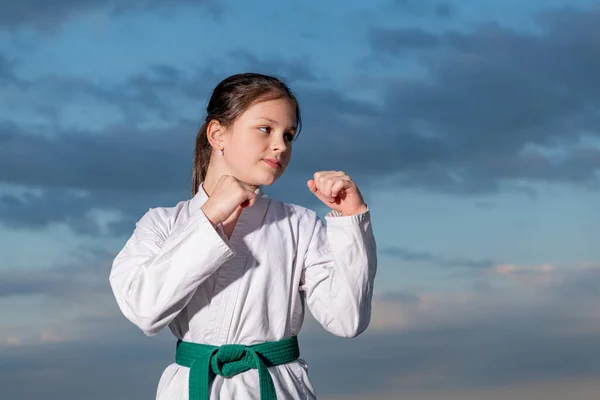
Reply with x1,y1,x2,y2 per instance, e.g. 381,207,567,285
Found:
270,133,289,153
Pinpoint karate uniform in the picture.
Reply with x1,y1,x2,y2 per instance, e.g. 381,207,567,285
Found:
109,185,377,399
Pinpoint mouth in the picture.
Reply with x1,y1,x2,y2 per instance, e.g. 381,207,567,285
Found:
263,159,282,169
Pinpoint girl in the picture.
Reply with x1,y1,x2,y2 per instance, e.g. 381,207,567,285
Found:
109,73,377,399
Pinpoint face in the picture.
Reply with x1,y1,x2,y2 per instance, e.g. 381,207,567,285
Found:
220,97,297,187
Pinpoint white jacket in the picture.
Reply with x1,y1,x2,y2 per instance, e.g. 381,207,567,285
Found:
109,185,377,399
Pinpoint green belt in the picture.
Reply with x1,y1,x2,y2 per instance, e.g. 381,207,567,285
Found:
175,336,300,400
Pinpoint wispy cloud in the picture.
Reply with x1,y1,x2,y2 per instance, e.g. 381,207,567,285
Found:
0,246,112,299
381,246,495,269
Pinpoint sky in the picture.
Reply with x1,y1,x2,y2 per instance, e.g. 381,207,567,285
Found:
1,0,600,398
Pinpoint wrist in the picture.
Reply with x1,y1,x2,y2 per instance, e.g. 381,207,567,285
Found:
341,204,369,216
201,204,221,227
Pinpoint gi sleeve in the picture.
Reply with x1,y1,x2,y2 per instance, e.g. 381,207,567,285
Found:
109,206,235,336
300,209,377,338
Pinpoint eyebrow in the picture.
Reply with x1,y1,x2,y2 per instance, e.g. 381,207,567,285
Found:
257,117,297,131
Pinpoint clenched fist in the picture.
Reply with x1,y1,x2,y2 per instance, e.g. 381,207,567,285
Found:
201,175,258,226
307,171,368,216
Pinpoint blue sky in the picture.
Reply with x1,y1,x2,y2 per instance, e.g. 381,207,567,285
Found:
1,0,600,398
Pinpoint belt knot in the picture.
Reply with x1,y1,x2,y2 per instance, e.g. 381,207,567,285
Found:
211,344,249,378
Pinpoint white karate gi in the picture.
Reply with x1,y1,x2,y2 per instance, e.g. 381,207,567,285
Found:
109,185,377,399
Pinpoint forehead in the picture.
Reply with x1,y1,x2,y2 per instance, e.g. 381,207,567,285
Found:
241,97,296,122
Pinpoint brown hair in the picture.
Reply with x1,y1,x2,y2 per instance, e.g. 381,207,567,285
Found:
192,72,302,196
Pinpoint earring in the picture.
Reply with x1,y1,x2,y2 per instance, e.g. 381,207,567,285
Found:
217,149,223,156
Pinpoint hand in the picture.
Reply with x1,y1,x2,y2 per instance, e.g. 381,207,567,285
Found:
201,175,257,226
307,171,368,216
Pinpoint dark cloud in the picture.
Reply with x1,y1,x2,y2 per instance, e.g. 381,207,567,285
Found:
0,116,196,235
0,56,224,235
0,123,193,192
0,55,371,234
0,0,219,30
361,6,600,193
0,185,187,237
4,6,600,232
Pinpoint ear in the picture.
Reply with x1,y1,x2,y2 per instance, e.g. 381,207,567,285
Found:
206,119,227,152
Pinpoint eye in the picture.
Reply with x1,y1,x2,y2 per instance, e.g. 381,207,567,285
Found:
259,126,271,134
284,132,295,142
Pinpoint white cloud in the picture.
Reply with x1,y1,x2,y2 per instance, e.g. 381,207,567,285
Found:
366,261,600,335
3,336,22,346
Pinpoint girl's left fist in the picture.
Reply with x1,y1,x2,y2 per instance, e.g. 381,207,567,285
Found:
307,171,368,216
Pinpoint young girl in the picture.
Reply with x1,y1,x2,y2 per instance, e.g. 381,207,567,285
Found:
109,73,377,399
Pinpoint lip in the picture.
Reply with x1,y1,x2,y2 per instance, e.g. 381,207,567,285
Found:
263,159,281,169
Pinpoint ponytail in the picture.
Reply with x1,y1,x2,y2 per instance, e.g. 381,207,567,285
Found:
191,121,211,196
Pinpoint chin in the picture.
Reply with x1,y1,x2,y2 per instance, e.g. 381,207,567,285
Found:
255,175,279,187
248,171,285,187
236,164,286,187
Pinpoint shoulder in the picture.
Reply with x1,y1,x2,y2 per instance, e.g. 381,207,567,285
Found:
135,198,193,239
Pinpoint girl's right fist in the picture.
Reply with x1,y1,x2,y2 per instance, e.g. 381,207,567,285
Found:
201,175,258,226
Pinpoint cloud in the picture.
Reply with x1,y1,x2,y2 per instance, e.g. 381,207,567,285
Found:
0,122,193,192
381,246,495,269
380,262,600,333
0,116,196,235
364,5,600,193
4,6,600,233
0,56,227,234
489,262,560,286
0,0,219,30
0,317,172,400
301,262,600,396
0,53,327,193
0,60,221,128
381,245,583,289
0,53,369,233
0,246,113,299
1,256,600,398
